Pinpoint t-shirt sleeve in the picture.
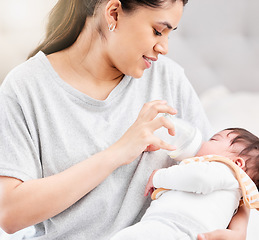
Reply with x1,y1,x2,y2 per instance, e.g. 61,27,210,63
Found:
0,93,42,181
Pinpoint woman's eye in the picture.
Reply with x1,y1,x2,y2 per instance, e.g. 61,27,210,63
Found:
153,28,162,36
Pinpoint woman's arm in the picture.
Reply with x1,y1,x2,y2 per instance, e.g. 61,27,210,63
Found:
0,100,176,234
197,205,249,240
0,149,119,234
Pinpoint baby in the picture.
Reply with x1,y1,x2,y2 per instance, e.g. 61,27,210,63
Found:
111,128,259,240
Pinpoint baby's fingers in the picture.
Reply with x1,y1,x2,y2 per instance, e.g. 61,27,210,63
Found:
144,186,154,197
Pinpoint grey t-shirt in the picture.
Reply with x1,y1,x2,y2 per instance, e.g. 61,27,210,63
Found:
0,52,212,239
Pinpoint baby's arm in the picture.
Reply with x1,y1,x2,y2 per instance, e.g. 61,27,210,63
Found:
151,162,238,194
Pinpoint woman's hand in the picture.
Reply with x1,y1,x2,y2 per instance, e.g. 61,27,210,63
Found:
197,230,238,240
111,100,177,166
197,205,249,240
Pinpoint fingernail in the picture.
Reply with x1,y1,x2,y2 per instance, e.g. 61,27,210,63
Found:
169,145,176,151
199,234,206,240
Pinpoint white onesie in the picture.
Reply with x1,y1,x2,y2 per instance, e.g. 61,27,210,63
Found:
111,155,259,240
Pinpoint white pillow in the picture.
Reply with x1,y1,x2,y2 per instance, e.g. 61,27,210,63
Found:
201,85,259,136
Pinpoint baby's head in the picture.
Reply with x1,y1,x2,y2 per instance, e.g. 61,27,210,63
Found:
196,128,259,190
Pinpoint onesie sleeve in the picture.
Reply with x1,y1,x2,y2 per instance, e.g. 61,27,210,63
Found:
0,93,42,181
153,161,239,194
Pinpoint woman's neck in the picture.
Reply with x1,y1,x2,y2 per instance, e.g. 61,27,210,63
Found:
47,26,124,100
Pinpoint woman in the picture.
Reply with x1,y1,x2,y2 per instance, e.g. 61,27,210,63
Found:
0,0,249,239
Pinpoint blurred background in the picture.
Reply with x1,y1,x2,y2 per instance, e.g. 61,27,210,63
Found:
0,0,56,81
170,0,259,94
0,0,258,239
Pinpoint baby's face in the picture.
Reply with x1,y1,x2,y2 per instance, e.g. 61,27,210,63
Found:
196,130,243,160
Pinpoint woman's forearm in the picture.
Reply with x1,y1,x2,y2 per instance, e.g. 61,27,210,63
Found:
0,147,121,234
197,205,250,240
228,205,250,237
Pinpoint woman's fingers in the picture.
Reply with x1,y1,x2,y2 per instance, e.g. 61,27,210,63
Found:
113,101,178,165
137,102,177,151
197,229,234,240
145,144,160,152
197,234,207,240
138,100,177,121
148,116,175,136
145,134,176,152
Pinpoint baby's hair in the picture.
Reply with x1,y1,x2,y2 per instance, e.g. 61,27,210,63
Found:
225,128,259,190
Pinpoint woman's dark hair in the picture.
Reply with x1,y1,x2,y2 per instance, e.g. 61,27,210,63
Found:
226,127,259,190
28,0,188,58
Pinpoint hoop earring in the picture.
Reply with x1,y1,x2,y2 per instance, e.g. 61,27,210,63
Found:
109,24,116,32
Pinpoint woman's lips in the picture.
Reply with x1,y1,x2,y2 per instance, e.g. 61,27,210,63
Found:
143,56,157,69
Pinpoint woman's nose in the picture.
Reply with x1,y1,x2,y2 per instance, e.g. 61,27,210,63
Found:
153,38,168,55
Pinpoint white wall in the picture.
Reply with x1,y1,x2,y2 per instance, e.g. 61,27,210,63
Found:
167,0,259,94
0,0,57,83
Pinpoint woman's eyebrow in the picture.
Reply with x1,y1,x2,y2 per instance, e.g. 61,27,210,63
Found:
157,21,177,30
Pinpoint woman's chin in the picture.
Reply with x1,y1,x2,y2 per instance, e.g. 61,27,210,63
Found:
129,69,145,79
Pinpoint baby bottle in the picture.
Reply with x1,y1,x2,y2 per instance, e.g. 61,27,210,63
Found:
156,113,203,160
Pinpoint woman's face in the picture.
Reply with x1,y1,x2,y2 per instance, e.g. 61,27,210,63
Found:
105,1,184,78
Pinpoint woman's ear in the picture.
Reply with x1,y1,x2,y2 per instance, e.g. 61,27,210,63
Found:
234,157,246,169
105,0,122,30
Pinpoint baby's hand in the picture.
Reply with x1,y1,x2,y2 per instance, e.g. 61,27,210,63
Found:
144,170,158,196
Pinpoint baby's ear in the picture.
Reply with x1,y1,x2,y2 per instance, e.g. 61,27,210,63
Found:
234,157,245,169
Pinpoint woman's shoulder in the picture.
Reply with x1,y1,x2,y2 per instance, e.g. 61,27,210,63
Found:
1,52,53,96
3,52,47,83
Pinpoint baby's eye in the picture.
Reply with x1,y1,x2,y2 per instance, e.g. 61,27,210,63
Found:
153,28,162,36
209,138,217,141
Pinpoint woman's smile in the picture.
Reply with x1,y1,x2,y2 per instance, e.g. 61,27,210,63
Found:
143,55,158,69
105,1,183,78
